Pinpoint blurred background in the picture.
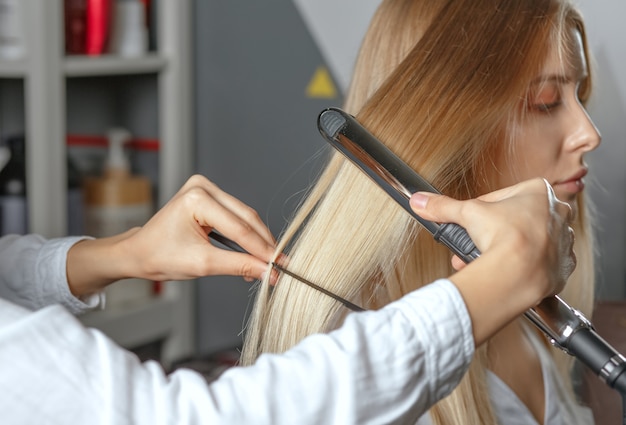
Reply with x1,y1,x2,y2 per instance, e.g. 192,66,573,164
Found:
0,0,624,397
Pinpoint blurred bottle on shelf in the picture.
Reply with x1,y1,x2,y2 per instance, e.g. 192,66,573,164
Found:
0,135,27,235
85,0,111,55
0,0,25,60
65,0,151,57
65,0,87,54
83,127,154,308
109,0,148,57
143,0,156,52
67,153,85,235
65,0,111,56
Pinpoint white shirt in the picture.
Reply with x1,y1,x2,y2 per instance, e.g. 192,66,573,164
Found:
486,324,594,424
0,234,475,424
415,324,595,425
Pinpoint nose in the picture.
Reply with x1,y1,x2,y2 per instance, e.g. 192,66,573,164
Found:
566,101,601,153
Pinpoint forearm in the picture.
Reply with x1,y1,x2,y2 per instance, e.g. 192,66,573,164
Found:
66,228,141,297
66,174,278,296
450,246,545,346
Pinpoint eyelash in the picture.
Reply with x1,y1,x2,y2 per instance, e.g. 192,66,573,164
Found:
527,80,586,114
532,100,561,112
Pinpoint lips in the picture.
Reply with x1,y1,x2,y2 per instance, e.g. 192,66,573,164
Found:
554,168,588,195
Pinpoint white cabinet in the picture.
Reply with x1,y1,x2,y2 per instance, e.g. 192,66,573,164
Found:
0,0,195,365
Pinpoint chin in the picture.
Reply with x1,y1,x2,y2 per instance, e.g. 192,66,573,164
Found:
555,191,578,216
555,189,577,204
568,200,579,220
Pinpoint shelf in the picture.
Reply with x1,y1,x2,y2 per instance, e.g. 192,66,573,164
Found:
64,53,168,77
1,0,195,364
79,295,176,348
0,54,167,79
0,58,27,77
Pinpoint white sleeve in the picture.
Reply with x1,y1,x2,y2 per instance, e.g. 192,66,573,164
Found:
0,279,474,425
0,234,102,313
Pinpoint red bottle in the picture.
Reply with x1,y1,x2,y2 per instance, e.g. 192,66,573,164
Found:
64,0,87,54
85,0,110,55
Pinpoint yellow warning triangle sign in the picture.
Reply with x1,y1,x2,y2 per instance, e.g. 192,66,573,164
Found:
306,66,337,99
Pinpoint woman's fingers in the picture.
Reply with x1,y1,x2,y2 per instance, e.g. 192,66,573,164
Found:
126,175,277,282
408,178,576,299
181,175,276,246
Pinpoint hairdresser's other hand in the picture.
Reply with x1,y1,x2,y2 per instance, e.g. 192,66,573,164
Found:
409,178,575,345
67,175,276,297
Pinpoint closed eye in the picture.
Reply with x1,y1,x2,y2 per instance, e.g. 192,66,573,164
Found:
527,80,562,114
531,100,562,113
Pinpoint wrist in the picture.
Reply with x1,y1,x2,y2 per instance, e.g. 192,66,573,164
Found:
66,228,140,297
450,245,545,346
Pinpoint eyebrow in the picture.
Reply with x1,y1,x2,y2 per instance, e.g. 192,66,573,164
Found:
531,67,589,87
530,75,571,86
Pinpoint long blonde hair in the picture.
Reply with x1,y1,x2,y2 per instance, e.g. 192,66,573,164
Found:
241,1,595,423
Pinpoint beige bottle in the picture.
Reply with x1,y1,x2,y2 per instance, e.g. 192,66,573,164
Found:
83,128,154,309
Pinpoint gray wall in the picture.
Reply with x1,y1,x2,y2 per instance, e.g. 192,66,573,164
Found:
576,1,626,301
193,0,341,354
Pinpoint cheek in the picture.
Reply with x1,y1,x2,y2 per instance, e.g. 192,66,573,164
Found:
504,125,561,184
492,138,554,190
488,143,519,191
515,146,554,179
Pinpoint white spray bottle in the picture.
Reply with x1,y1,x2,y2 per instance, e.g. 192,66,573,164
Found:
83,127,154,308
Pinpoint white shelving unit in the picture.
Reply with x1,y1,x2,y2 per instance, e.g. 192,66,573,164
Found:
64,53,168,76
0,0,195,365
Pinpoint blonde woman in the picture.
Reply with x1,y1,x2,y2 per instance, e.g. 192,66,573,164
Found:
241,1,601,424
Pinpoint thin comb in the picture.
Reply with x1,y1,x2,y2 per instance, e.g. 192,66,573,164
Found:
208,231,365,312
271,262,365,312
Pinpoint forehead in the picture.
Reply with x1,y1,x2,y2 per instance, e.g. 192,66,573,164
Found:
540,27,587,79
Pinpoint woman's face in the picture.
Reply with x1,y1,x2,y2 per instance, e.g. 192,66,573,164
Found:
496,28,601,214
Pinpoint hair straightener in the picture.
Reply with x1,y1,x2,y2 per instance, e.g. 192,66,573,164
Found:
317,107,626,398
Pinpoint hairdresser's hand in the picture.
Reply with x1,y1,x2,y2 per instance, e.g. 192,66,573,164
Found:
409,178,575,345
67,175,276,297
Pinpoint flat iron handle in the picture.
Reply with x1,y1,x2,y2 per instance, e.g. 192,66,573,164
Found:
434,223,481,263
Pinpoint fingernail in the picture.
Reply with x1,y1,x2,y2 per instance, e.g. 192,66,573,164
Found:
410,192,431,209
275,253,290,267
261,270,279,286
269,269,279,286
260,269,279,286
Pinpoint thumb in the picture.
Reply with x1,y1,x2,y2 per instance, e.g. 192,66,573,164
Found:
409,192,462,223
